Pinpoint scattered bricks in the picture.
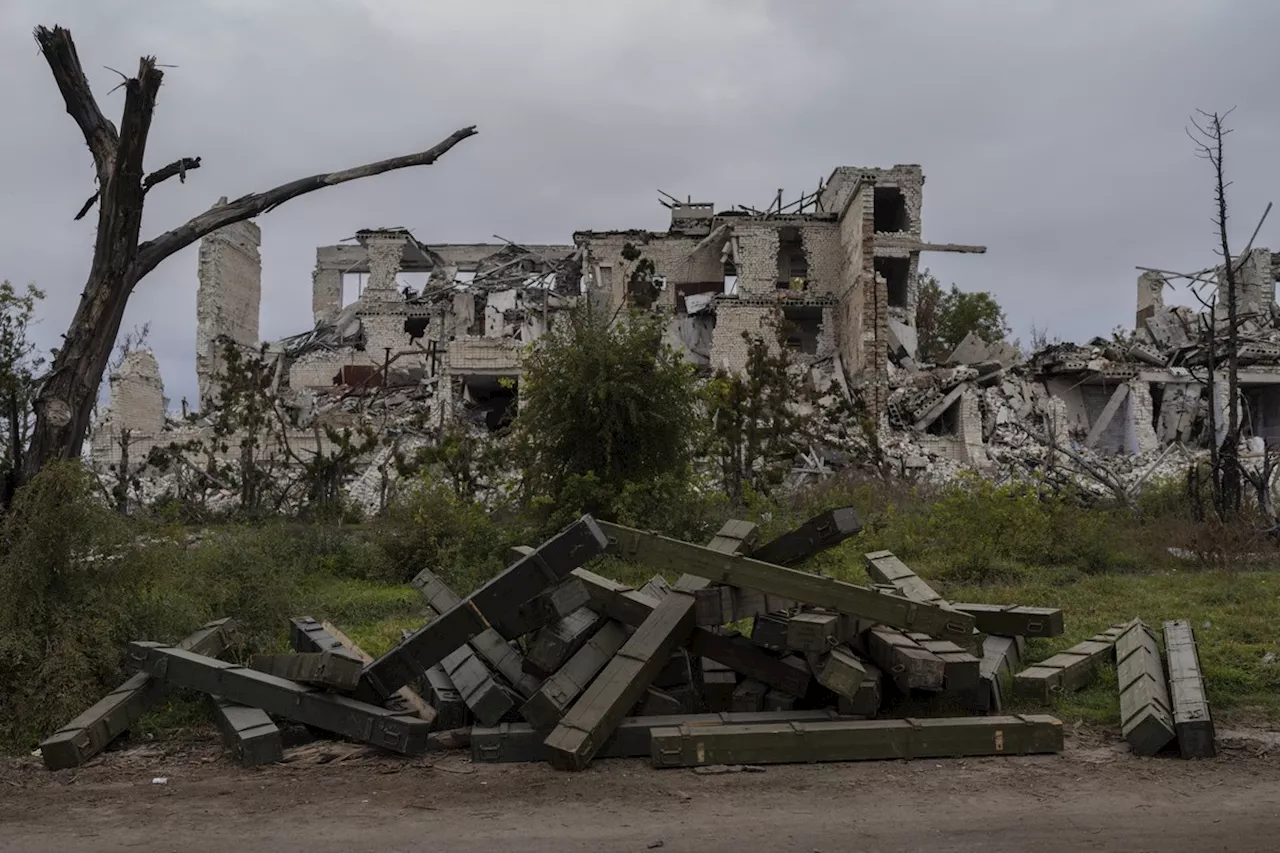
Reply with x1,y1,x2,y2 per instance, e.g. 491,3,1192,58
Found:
248,652,364,692
750,612,790,651
126,642,432,756
688,629,812,698
526,607,604,676
731,678,769,712
752,507,862,566
907,634,981,692
358,515,608,703
313,620,435,724
837,663,883,717
701,658,738,712
41,618,239,771
635,686,684,716
1013,623,1130,702
951,603,1065,638
597,522,975,643
1115,620,1176,756
1163,620,1216,759
650,714,1065,768
808,646,868,700
209,697,282,768
785,611,839,653
520,620,631,731
441,645,516,726
867,626,946,691
410,567,542,698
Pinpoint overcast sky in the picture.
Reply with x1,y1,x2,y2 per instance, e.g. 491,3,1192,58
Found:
2,0,1279,408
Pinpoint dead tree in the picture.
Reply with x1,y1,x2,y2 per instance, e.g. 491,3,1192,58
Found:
25,26,476,484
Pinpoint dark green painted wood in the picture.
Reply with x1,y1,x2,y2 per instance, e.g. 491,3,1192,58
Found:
359,516,608,702
424,664,470,730
248,652,364,692
867,626,945,691
1013,623,1129,702
731,678,768,712
836,663,882,717
471,709,846,763
128,642,432,755
654,649,695,689
314,620,436,724
573,568,662,628
40,618,238,771
1163,619,1216,759
808,646,867,700
209,697,282,767
1116,620,1175,756
527,607,604,676
753,507,862,566
687,629,812,697
635,686,684,716
441,644,515,726
650,714,1064,767
520,620,631,731
701,658,738,712
785,611,839,653
908,634,981,692
598,522,974,642
952,603,1065,638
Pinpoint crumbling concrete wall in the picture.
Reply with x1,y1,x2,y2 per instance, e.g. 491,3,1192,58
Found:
734,224,782,297
577,232,717,313
1136,271,1164,329
708,303,781,373
312,266,343,326
1124,380,1160,455
196,200,261,408
103,349,166,435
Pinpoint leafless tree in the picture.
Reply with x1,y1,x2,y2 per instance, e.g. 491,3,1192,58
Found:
24,26,476,485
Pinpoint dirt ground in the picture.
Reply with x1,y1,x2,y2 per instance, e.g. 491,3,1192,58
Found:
2,727,1278,853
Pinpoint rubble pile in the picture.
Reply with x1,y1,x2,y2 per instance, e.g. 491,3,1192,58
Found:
39,509,1216,772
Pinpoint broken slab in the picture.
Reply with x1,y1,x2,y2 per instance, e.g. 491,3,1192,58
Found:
650,714,1065,768
1162,620,1216,759
40,618,239,771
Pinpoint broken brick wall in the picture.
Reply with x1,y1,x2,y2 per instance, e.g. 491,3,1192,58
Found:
708,302,781,373
195,202,261,409
578,232,718,313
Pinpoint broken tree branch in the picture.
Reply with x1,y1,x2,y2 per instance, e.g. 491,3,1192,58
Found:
143,156,202,192
33,25,119,182
133,127,478,279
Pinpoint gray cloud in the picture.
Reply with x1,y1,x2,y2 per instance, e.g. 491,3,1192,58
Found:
2,0,1278,407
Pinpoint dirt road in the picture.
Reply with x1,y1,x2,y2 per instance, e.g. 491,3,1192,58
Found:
2,730,1278,853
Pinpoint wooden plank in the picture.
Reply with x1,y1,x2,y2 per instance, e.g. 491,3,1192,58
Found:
314,620,435,724
962,634,1024,714
423,664,470,730
650,714,1065,767
440,644,516,726
40,618,239,771
472,709,847,763
1013,623,1129,702
410,567,542,698
687,629,812,697
542,519,761,770
520,620,631,731
654,649,695,689
951,603,1065,638
1162,619,1216,759
693,585,797,626
248,652,363,692
598,522,974,642
867,626,945,691
635,686,684,716
573,569,662,628
1116,620,1175,756
750,612,790,651
209,697,282,768
752,507,862,566
358,516,607,702
863,551,947,605
127,642,433,756
638,575,672,602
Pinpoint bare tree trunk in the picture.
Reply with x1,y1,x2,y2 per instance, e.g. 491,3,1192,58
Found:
24,25,476,484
